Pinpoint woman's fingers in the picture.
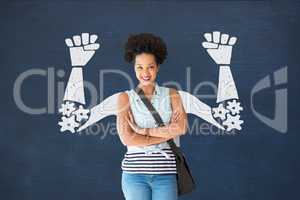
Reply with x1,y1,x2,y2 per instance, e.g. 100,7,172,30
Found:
174,113,180,122
126,115,141,133
171,110,180,122
126,115,132,125
126,116,134,129
171,110,183,123
128,110,135,123
176,112,183,122
128,111,132,122
125,115,130,124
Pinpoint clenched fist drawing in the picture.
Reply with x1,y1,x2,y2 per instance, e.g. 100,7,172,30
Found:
65,33,100,66
202,31,237,65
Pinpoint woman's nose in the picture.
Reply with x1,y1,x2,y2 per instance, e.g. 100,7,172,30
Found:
141,70,150,76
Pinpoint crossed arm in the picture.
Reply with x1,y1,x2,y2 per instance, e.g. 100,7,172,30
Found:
116,88,188,147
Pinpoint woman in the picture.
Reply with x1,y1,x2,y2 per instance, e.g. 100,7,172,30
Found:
117,33,188,200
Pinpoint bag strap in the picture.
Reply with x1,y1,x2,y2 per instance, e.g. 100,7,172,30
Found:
135,86,180,153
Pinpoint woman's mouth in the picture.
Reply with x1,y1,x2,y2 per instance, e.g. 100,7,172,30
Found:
141,76,151,81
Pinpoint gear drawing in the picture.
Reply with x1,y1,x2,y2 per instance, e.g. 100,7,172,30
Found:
212,103,229,120
222,114,244,131
73,105,89,122
226,99,243,115
58,115,80,133
58,101,76,117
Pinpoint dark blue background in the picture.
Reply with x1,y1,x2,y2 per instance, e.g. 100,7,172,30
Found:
1,0,299,199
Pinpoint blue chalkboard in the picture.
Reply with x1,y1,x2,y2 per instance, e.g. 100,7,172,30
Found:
1,1,299,200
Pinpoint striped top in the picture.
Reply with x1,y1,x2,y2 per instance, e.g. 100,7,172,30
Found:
121,82,180,174
122,148,177,174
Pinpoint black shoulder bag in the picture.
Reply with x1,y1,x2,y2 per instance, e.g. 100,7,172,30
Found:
135,86,196,196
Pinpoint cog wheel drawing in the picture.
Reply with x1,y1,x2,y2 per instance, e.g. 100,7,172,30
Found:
226,99,243,115
73,105,89,122
222,114,244,131
58,115,80,133
58,101,76,116
212,103,229,120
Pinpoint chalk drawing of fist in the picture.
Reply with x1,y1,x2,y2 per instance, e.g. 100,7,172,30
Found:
202,31,237,65
65,33,100,67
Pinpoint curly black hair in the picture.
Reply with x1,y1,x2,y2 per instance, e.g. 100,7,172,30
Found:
124,33,168,65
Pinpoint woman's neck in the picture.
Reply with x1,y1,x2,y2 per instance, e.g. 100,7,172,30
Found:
139,82,156,96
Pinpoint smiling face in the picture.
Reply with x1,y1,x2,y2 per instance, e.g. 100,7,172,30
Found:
134,53,159,86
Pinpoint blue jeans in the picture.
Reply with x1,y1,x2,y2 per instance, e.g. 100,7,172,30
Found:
121,172,178,200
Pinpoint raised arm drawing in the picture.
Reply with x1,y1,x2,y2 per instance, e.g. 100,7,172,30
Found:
58,31,243,134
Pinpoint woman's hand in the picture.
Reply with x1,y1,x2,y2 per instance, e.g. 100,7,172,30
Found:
170,110,182,124
126,105,183,139
127,109,182,135
126,110,148,135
